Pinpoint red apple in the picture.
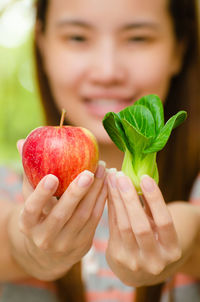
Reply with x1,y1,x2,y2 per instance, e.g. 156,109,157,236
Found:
22,110,99,197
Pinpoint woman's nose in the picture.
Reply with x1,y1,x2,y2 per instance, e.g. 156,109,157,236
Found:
88,43,127,87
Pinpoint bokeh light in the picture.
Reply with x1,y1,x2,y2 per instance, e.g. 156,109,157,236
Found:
0,0,34,47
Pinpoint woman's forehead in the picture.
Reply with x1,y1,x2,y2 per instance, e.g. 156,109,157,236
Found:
46,0,169,25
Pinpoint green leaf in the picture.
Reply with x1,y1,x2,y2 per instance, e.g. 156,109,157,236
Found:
152,161,159,184
135,94,164,135
172,110,187,129
102,112,126,151
119,104,156,138
144,110,187,153
121,119,152,157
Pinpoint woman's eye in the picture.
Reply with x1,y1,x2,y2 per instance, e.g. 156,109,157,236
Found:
128,36,149,43
68,35,87,42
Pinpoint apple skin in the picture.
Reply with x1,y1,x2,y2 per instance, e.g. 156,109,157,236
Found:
22,126,99,197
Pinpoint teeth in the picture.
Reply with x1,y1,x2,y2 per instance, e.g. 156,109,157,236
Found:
89,99,122,105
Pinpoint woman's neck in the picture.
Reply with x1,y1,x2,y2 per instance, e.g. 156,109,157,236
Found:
99,143,124,170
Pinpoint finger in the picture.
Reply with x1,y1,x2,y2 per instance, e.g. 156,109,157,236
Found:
107,187,129,264
18,139,35,199
79,175,108,233
17,138,34,199
140,194,153,219
107,170,138,250
58,176,108,247
107,169,129,230
77,161,106,220
91,177,108,227
140,195,157,235
64,161,106,234
16,139,25,156
140,175,179,249
41,170,94,238
42,160,105,219
17,139,34,200
18,138,39,198
20,174,59,231
107,180,119,238
116,172,158,255
42,196,58,216
22,171,34,200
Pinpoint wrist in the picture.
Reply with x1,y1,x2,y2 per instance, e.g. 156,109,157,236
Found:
8,206,73,280
6,204,30,280
23,239,74,281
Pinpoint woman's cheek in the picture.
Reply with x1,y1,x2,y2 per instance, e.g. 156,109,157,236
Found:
132,56,173,100
55,56,89,89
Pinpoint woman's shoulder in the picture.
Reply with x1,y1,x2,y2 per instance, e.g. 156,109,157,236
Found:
0,165,23,203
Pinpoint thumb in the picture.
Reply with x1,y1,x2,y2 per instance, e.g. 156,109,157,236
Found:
16,139,34,198
16,139,25,156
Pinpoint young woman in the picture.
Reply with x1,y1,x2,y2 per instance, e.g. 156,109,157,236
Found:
0,0,199,302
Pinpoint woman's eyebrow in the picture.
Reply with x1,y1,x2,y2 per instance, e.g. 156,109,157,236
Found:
121,21,160,31
55,18,159,31
56,18,92,29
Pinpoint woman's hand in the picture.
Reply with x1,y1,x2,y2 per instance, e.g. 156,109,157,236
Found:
8,141,107,281
106,169,182,287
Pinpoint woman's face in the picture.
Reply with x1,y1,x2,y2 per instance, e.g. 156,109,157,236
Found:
38,0,183,144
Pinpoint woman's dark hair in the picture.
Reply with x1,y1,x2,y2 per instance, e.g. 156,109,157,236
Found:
33,1,200,302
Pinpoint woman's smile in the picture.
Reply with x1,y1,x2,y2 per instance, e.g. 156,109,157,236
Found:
83,97,134,118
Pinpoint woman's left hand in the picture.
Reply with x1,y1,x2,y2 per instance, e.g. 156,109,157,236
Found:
106,170,182,287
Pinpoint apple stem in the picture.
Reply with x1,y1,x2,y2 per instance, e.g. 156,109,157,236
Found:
60,109,66,127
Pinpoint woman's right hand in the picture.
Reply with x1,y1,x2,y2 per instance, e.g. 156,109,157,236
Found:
8,142,107,281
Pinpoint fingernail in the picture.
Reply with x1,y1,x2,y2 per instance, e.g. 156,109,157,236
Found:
141,175,155,193
78,170,94,187
116,171,131,192
108,169,117,188
43,174,58,191
95,161,106,178
16,139,25,155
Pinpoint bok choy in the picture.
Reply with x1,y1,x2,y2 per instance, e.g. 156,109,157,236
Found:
102,94,187,194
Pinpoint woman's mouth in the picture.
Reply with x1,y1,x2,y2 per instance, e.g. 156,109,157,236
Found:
84,98,134,118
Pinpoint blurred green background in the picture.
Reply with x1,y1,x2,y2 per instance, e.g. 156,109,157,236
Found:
0,0,43,171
